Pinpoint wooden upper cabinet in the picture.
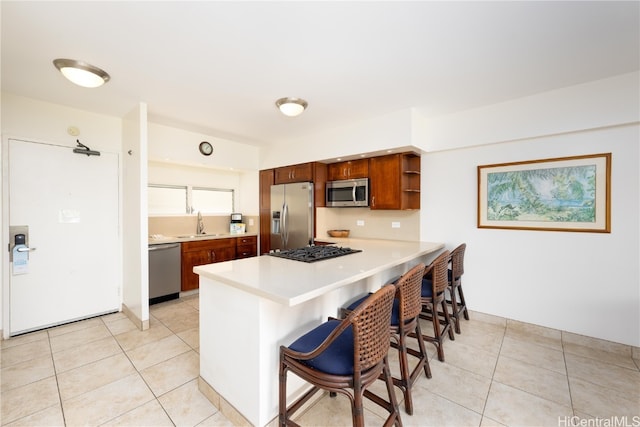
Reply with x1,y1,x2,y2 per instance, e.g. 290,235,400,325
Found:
369,152,420,210
369,155,401,210
274,163,313,184
400,153,421,210
312,162,327,208
327,159,369,181
272,162,326,205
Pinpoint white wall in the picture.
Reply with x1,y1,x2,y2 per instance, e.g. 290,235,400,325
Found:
122,104,149,328
260,109,417,169
148,122,260,172
1,93,122,150
420,72,639,151
148,122,260,215
238,170,259,215
419,73,640,346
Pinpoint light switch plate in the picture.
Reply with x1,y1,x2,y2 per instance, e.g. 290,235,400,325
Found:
356,220,365,226
391,222,401,228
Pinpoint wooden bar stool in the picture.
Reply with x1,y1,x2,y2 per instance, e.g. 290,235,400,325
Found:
279,285,401,427
388,263,432,415
447,243,468,334
419,250,455,362
339,263,432,415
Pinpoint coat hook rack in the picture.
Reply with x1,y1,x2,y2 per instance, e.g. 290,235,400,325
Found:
73,139,101,157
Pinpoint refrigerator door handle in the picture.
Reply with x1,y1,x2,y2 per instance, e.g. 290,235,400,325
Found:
282,202,289,248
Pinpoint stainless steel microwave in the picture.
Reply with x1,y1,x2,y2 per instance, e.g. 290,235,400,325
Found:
326,178,369,207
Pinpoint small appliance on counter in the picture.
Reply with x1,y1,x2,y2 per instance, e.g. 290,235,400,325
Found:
230,212,246,234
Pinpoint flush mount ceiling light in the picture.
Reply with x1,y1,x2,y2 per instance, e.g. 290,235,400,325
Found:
275,97,308,117
53,58,110,88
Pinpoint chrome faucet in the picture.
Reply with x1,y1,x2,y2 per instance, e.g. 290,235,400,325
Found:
197,211,206,235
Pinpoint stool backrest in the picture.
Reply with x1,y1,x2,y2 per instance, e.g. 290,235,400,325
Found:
451,243,466,280
350,284,396,372
396,263,426,323
431,250,451,295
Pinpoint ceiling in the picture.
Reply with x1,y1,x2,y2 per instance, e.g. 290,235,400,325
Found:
2,1,638,148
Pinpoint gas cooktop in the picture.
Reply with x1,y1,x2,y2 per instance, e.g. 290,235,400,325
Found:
268,245,362,263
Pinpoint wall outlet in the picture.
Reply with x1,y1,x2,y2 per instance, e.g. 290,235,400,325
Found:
248,218,254,226
356,220,365,226
391,222,401,228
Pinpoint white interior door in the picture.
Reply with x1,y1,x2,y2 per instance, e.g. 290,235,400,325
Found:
8,139,120,335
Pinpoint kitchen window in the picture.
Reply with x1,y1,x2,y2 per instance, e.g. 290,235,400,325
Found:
148,184,234,215
192,187,234,214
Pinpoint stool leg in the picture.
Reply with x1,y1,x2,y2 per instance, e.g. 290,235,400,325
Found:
449,284,461,334
381,355,403,427
397,332,413,415
442,299,455,341
413,321,432,379
353,383,364,427
458,285,469,320
279,359,288,426
430,304,445,362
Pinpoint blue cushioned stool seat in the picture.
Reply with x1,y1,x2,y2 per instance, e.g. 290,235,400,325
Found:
345,294,370,311
422,278,433,297
288,320,355,375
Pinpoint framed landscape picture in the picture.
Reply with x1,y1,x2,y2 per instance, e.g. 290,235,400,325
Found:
477,153,611,232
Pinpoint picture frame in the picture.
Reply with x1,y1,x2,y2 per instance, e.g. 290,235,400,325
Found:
477,153,611,233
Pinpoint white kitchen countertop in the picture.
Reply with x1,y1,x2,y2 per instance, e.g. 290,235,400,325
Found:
148,232,258,245
194,238,444,306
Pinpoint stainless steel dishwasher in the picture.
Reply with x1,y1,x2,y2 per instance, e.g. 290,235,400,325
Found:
148,243,181,305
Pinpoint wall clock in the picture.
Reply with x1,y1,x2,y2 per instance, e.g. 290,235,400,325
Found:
199,141,213,156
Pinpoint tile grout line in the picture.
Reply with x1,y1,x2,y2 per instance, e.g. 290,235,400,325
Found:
98,313,178,427
478,320,507,426
561,331,578,419
490,326,577,421
46,328,68,427
560,339,640,420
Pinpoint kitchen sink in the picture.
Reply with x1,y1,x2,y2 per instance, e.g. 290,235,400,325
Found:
176,233,225,239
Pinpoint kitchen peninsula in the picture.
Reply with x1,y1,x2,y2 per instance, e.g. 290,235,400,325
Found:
195,238,444,427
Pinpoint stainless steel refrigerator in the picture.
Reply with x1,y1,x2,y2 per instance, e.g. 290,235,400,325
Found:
270,182,314,250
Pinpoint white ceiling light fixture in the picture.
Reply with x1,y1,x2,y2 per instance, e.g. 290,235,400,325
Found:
275,97,308,117
53,58,110,88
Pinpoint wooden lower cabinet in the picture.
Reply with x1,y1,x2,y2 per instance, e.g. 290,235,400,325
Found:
181,238,236,291
236,235,258,259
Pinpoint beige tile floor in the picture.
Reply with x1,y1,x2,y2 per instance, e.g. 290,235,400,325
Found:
1,294,639,427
